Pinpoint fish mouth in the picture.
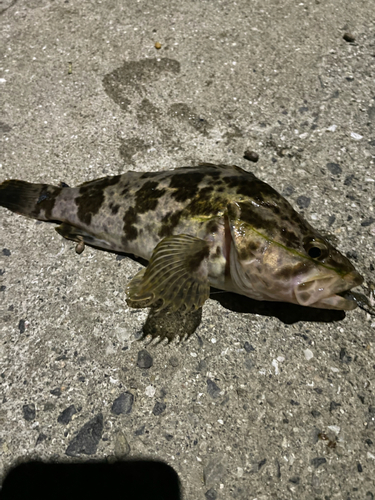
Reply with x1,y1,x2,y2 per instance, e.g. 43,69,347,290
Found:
294,271,364,310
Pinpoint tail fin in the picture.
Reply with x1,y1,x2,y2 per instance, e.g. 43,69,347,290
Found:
0,180,62,221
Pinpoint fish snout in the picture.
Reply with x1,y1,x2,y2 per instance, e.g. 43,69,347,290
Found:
294,269,363,309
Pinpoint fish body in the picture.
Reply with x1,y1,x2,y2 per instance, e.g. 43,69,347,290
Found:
0,163,363,312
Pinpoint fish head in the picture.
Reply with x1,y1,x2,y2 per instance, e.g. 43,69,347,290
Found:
228,201,363,310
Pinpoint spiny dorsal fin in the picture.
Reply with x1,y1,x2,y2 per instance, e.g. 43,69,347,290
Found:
126,234,211,313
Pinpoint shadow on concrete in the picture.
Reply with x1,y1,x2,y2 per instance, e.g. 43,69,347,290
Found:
0,460,181,500
210,287,346,325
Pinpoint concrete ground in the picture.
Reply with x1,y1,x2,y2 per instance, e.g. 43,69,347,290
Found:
1,0,375,498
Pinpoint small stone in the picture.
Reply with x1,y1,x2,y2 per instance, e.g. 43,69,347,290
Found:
344,174,354,186
18,319,25,333
207,379,221,399
57,405,77,424
2,249,11,256
205,488,218,500
282,185,295,196
114,430,130,458
328,214,336,226
50,387,62,397
304,348,314,360
154,42,162,49
65,413,103,456
243,150,259,162
339,347,352,363
197,359,208,372
258,458,267,469
204,456,227,487
134,424,145,436
36,433,48,445
244,342,255,353
152,401,166,416
169,356,179,367
311,410,321,418
311,457,327,468
330,401,341,412
244,358,253,370
343,33,355,43
296,195,311,209
357,462,363,472
22,403,35,421
137,349,153,369
326,162,342,175
289,476,300,484
361,217,375,227
43,402,55,411
111,392,134,415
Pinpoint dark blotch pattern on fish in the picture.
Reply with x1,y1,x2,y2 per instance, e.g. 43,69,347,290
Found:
123,206,139,242
158,210,183,238
169,172,205,202
134,181,166,214
34,185,63,219
122,181,166,242
186,245,210,272
75,176,121,226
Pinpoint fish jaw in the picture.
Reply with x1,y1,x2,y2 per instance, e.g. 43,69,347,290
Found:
293,270,363,310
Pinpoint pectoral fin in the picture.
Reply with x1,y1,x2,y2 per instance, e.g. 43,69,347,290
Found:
126,234,211,312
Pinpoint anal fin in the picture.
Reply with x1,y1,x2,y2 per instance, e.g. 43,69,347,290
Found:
126,234,211,313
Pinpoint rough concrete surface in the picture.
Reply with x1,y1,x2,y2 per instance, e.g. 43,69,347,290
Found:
1,0,375,498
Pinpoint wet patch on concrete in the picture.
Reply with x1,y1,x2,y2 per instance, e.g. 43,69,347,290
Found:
102,58,180,110
168,103,212,136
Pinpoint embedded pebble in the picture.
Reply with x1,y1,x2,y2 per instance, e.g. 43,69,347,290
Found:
244,341,255,352
304,349,314,361
207,379,221,399
203,455,227,487
137,349,153,369
65,413,103,456
169,356,179,367
18,319,25,333
326,162,342,175
296,196,311,209
114,430,131,458
351,132,363,140
152,401,166,416
205,488,218,500
57,405,77,424
311,457,327,468
50,387,62,397
111,392,134,415
22,404,35,421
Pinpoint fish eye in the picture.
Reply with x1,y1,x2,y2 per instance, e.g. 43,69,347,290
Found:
303,237,329,260
308,246,322,258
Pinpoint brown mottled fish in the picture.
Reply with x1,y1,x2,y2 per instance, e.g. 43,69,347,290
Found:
0,163,364,312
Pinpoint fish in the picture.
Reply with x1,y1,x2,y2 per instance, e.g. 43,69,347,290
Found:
0,163,364,313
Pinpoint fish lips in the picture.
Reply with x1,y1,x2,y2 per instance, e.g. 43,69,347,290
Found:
294,270,364,310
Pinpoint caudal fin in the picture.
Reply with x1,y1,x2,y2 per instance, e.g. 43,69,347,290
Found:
0,180,61,221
